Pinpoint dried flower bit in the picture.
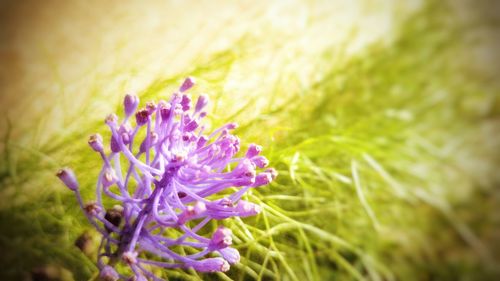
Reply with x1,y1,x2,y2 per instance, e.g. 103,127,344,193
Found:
74,231,93,255
56,168,79,191
104,205,124,232
124,94,139,118
31,265,65,281
84,202,102,216
179,77,195,92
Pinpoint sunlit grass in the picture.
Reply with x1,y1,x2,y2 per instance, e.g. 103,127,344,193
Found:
1,0,499,280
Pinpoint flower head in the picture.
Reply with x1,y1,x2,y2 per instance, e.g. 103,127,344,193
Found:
58,77,276,280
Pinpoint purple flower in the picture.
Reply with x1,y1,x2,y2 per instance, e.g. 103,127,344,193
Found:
57,78,276,280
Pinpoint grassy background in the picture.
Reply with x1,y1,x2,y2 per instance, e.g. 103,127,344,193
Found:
1,0,499,280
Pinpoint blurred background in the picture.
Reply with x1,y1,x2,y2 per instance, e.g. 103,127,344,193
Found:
0,0,499,280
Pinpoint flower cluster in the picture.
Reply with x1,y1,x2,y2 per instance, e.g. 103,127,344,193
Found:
57,78,276,280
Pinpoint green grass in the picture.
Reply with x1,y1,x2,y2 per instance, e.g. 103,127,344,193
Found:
1,1,499,280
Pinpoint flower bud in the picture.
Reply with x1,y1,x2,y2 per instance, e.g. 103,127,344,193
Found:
110,136,121,153
99,266,119,281
124,94,139,118
184,120,199,132
246,144,262,158
210,227,232,249
253,172,273,187
135,108,150,126
226,122,238,130
233,159,256,186
88,134,104,152
159,101,171,120
191,258,229,272
205,199,236,220
197,135,208,148
84,202,102,216
105,114,118,126
236,200,261,217
251,156,269,168
119,122,133,145
173,103,183,116
178,201,206,224
56,168,79,191
195,94,209,113
219,247,240,264
181,94,191,111
102,168,118,188
266,168,278,180
179,77,195,92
